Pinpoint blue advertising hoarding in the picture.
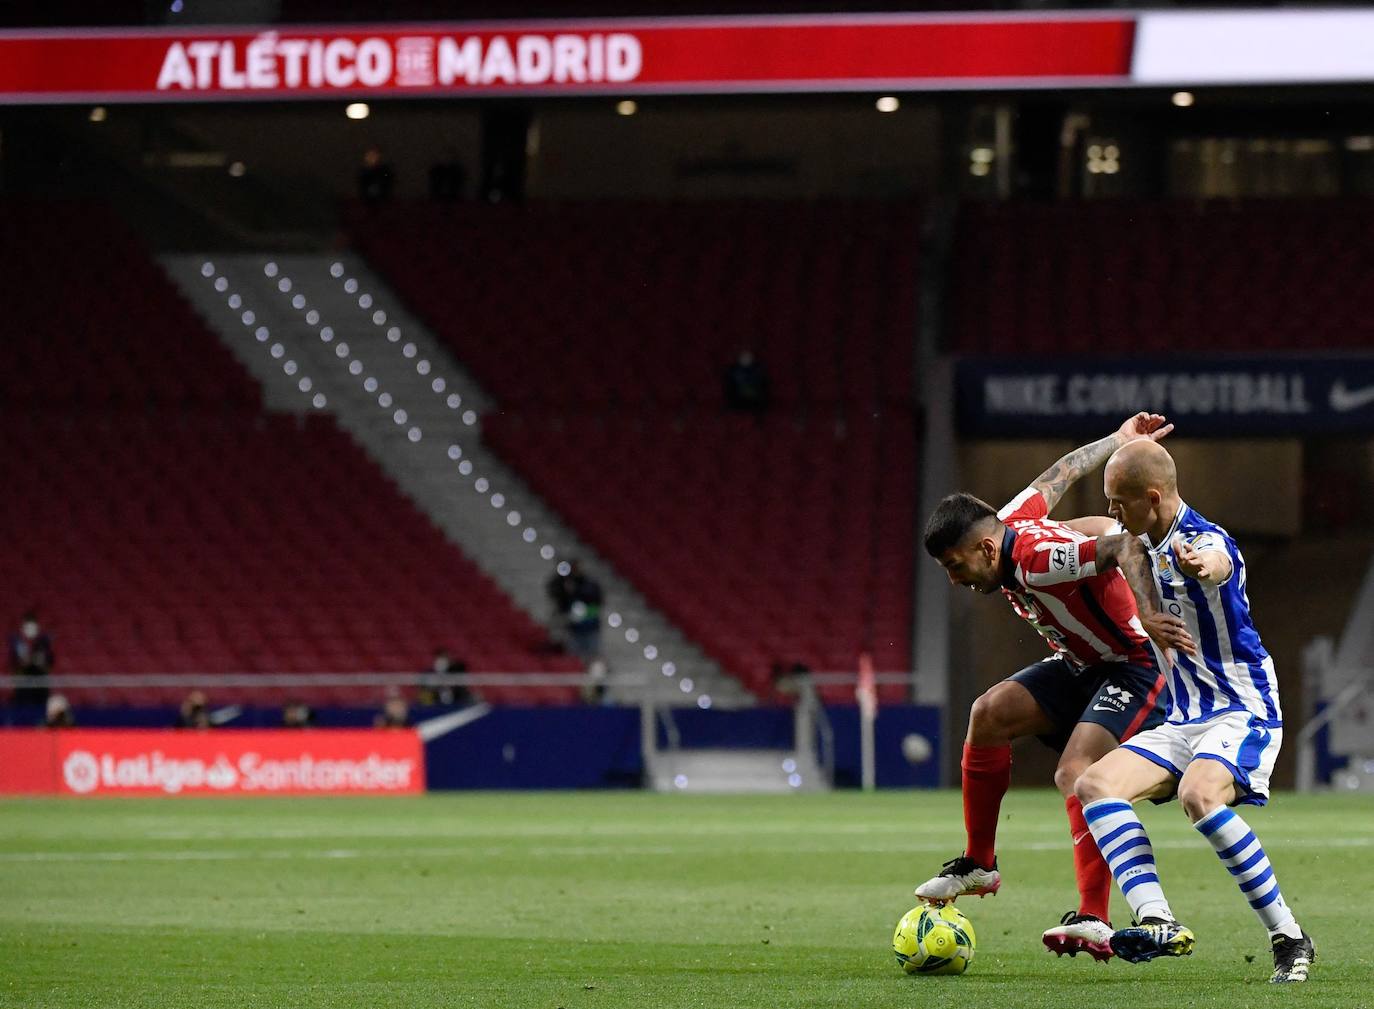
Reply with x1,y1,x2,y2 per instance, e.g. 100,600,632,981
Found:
955,356,1374,437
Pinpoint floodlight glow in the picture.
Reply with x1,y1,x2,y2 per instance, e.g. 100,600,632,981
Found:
1172,91,1195,107
522,528,537,542
299,377,312,392
782,758,797,773
345,103,370,120
788,773,802,788
335,343,350,358
407,427,422,443
89,106,108,122
644,645,657,660
241,311,254,325
330,262,344,278
200,262,215,277
447,445,462,461
378,392,392,407
557,561,571,576
255,327,269,342
459,460,474,476
697,695,712,710
462,411,477,426
312,393,327,409
292,294,306,309
228,162,246,178
617,100,637,116
662,662,676,676
417,360,431,375
507,511,521,526
431,378,446,393
320,326,334,342
386,327,401,342
679,678,693,693
402,343,417,358
475,477,490,493
278,278,292,292
306,310,319,325
228,294,242,308
270,343,285,359
876,95,900,112
359,294,373,309
393,409,408,425
625,628,640,644
607,613,622,628
284,360,298,376
673,774,688,789
446,394,461,409
264,262,278,277
540,545,555,560
344,279,358,294
491,493,505,508
349,360,363,375
214,277,228,292
364,377,379,392
372,310,386,324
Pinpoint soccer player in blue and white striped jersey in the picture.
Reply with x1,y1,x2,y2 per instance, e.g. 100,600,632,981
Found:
1071,438,1314,984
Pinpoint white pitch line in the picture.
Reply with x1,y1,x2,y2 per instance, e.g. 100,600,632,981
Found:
0,836,1369,864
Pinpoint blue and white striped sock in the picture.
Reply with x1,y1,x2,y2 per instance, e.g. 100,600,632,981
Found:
1083,798,1173,922
1195,805,1300,938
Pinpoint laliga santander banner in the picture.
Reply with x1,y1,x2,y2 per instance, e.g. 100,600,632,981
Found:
0,729,424,796
0,16,1138,101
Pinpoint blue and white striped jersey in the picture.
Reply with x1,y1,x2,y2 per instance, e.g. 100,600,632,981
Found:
1146,502,1282,728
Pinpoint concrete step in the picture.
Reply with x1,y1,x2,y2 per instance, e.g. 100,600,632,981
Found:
648,749,829,793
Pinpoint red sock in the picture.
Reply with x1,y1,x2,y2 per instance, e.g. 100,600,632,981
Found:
1066,794,1112,922
961,742,1011,867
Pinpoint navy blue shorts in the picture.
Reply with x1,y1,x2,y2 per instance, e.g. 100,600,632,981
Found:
1010,656,1168,753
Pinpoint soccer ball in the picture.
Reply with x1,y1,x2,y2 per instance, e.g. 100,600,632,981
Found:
892,903,977,976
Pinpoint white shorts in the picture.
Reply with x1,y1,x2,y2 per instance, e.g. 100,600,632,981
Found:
1122,709,1282,806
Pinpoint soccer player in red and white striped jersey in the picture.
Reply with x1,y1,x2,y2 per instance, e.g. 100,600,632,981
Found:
914,413,1191,961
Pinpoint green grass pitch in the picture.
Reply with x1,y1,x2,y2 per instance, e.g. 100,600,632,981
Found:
3,789,1371,1008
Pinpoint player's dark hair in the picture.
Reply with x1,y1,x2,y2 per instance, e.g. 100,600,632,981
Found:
923,493,998,557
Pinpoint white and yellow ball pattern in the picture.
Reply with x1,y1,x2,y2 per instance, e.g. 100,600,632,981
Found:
892,904,977,975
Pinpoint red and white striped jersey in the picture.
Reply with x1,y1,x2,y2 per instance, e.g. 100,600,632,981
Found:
996,487,1154,669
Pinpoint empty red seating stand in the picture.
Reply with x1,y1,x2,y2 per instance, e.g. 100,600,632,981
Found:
352,201,922,702
950,199,1374,354
350,200,920,410
485,412,916,704
1,203,577,707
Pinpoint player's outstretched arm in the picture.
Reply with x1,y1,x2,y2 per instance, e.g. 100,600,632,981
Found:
1172,535,1234,586
1030,412,1173,512
1063,516,1116,537
1094,533,1197,657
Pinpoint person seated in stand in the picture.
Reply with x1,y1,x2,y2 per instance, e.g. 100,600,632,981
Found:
43,693,74,729
375,687,409,728
176,690,210,729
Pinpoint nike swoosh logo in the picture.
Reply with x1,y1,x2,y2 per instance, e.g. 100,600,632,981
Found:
1073,831,1091,846
1092,703,1121,712
1330,380,1374,413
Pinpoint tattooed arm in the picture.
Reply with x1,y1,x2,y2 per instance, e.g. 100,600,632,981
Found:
1030,412,1173,512
1094,533,1197,656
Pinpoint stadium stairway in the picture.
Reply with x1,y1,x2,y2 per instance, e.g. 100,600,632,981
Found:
647,748,828,793
162,252,743,706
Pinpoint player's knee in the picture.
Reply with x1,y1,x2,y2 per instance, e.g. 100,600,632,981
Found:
967,687,1013,742
1178,780,1228,822
1053,759,1086,798
1074,765,1110,805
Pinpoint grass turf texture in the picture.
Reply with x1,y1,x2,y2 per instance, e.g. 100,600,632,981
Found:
2,790,1370,1009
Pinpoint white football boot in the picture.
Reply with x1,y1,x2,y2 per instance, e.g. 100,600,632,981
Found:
914,855,1001,903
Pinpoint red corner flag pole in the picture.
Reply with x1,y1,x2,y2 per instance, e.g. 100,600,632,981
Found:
857,651,877,792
